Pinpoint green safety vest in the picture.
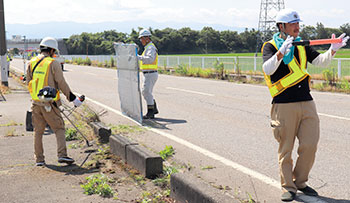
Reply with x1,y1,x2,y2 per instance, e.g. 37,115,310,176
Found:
7,55,10,62
28,56,60,102
140,42,158,70
262,39,310,98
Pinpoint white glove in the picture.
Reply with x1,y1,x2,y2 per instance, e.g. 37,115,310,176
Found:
279,35,294,56
73,97,82,107
330,33,349,52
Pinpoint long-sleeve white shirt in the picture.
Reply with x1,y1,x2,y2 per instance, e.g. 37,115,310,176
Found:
138,42,157,65
263,48,334,75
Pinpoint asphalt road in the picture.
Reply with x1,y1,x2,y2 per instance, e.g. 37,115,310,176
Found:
10,59,350,202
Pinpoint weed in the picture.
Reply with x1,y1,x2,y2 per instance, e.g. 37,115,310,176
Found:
214,60,225,79
0,120,19,127
201,165,216,170
159,145,175,160
68,143,79,149
81,174,114,198
65,127,78,141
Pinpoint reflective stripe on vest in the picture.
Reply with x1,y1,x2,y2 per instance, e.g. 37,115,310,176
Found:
140,42,158,70
28,57,60,102
262,39,309,98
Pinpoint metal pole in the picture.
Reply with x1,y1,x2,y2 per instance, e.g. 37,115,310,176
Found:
0,0,8,86
23,36,26,75
338,59,341,79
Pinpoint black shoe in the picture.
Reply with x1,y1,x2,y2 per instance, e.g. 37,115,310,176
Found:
143,114,155,119
298,186,318,196
281,191,296,202
58,156,75,164
143,105,155,119
153,100,158,114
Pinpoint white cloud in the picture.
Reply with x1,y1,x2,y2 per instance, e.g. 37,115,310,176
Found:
4,0,350,29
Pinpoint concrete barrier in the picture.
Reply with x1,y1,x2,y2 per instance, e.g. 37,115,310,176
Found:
109,134,163,178
126,144,163,178
170,173,238,203
90,122,111,143
109,134,138,160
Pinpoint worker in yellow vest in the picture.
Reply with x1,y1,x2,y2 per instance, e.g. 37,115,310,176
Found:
6,53,11,76
262,9,349,202
138,29,159,119
26,37,83,166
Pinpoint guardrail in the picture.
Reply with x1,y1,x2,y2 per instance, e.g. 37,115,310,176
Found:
61,55,350,77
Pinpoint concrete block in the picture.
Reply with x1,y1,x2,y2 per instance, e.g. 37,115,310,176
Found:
90,122,111,143
126,144,163,178
170,173,238,203
109,134,138,160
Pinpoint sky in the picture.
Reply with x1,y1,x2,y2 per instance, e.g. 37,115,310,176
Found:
4,0,350,35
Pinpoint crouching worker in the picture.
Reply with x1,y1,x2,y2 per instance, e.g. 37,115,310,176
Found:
26,37,83,166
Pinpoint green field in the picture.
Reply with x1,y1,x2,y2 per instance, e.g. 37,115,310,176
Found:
163,49,350,58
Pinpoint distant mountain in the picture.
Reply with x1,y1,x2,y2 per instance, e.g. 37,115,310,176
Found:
6,21,248,39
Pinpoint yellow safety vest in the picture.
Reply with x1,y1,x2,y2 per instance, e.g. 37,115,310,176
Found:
7,55,10,62
28,56,60,102
140,42,158,70
262,39,309,98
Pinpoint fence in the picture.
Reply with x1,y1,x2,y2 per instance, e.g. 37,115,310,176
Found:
62,55,350,78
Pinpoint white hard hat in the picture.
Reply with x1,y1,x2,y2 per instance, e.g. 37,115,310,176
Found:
40,37,58,51
276,9,302,23
138,29,151,38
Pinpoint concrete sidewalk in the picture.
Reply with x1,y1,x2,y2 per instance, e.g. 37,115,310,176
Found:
0,77,152,202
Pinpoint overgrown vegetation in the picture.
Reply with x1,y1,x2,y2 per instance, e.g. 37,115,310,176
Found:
311,68,350,93
81,174,115,198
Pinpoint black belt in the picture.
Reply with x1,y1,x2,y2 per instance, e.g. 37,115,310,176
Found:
143,70,157,74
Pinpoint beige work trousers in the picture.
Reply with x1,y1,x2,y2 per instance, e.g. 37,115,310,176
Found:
32,104,67,163
270,100,319,193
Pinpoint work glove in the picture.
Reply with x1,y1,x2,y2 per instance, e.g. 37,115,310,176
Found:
279,35,294,56
73,97,83,107
330,33,350,52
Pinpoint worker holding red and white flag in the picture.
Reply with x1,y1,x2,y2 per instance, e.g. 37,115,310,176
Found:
261,8,349,202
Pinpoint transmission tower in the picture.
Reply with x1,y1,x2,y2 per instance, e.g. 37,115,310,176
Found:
255,0,285,55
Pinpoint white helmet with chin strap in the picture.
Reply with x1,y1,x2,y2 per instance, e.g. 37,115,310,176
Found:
138,29,151,38
40,37,59,51
276,8,302,23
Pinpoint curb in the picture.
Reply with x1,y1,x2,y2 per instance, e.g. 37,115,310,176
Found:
90,122,111,143
109,134,163,178
170,173,239,203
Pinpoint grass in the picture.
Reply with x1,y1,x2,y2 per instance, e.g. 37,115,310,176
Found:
110,124,144,135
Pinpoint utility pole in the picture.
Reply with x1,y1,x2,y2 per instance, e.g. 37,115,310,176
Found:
0,0,8,86
255,0,285,56
23,36,26,75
